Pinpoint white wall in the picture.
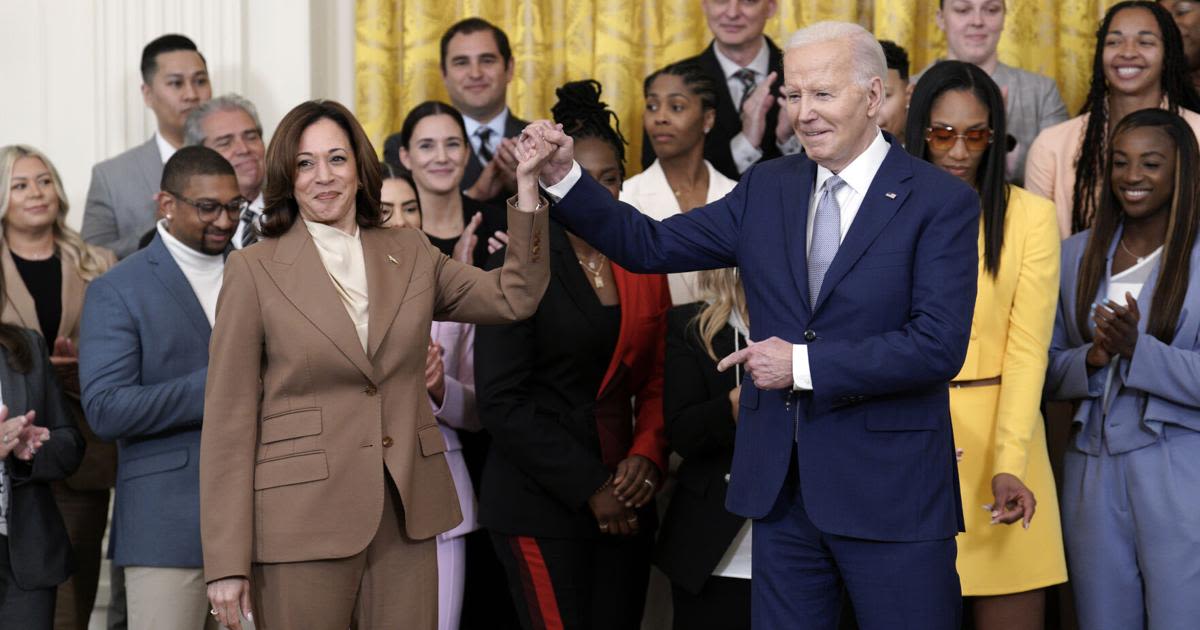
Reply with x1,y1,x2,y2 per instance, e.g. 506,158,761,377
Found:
0,0,356,231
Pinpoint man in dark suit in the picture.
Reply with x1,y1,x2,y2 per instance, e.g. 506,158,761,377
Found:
80,147,239,630
528,20,977,629
642,0,796,180
82,34,212,259
384,18,528,206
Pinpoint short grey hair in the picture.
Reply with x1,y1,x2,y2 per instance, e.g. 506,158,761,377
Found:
184,93,263,147
786,21,887,89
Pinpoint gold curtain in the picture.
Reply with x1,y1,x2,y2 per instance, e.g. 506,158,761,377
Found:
357,0,1112,176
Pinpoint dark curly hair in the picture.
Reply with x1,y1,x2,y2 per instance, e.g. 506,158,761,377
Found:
550,80,628,179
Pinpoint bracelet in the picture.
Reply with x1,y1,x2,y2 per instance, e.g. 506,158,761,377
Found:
592,475,614,497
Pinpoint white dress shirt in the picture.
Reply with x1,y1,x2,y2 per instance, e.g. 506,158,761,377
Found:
157,220,225,326
543,128,892,394
155,131,179,164
463,108,510,161
713,40,774,175
233,193,265,249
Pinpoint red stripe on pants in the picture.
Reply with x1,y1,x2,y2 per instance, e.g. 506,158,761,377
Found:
511,536,564,630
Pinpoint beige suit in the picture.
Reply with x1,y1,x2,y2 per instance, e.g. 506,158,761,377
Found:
0,239,116,630
200,204,548,628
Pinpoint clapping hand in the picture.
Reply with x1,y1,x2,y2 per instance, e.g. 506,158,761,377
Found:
740,71,778,149
50,336,81,394
425,342,446,406
0,406,48,461
1092,293,1140,361
451,212,483,264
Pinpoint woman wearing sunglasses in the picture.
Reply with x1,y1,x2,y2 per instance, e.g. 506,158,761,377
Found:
906,61,1066,630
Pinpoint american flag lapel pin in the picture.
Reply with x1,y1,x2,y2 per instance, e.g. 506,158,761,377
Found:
885,192,897,199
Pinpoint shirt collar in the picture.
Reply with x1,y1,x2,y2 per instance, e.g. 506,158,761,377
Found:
250,192,265,213
463,108,510,140
156,219,225,267
303,218,360,243
712,38,770,80
814,129,890,196
154,131,178,164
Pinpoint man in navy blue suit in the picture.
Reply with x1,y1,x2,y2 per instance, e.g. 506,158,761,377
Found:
525,20,978,629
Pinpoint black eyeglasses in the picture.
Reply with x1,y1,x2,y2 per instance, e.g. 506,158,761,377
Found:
168,192,249,223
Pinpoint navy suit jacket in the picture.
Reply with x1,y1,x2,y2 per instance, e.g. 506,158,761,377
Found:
552,135,975,542
79,234,211,567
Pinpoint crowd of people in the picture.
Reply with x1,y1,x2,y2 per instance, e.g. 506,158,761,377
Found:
2,1,1200,629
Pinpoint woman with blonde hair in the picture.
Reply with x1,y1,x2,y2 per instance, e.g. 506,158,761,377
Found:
656,267,752,629
0,144,116,630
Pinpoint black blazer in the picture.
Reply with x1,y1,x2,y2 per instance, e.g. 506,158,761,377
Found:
2,329,84,589
642,39,785,181
475,221,662,539
653,302,747,594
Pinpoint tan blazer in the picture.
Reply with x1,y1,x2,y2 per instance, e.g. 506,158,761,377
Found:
1,239,117,490
200,204,549,583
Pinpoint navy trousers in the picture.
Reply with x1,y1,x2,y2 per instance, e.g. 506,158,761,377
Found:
751,453,961,630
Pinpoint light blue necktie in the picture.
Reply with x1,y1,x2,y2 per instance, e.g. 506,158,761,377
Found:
808,175,846,306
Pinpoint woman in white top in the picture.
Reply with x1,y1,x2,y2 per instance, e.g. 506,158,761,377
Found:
622,61,738,305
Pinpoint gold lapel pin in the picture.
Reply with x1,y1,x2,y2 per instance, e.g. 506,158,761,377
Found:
387,255,399,265
885,192,897,199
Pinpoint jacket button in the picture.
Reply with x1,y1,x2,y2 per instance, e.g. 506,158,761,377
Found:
382,436,393,448
364,384,378,396
803,329,816,342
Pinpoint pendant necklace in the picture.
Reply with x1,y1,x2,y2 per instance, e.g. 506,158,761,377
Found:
1119,238,1152,264
577,252,608,288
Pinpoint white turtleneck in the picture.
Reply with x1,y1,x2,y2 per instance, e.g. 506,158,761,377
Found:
156,220,225,326
304,219,369,353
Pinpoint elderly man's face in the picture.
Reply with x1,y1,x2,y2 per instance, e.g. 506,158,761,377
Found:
782,42,884,172
200,108,265,200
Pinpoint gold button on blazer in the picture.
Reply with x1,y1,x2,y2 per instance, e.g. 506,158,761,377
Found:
200,204,549,583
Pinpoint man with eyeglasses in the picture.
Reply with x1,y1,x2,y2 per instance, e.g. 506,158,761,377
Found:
80,146,239,630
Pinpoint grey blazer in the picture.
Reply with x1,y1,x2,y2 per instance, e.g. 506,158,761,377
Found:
914,61,1068,186
81,137,163,259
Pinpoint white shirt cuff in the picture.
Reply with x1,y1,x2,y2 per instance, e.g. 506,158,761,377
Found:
541,161,582,201
778,134,803,156
730,133,763,174
792,344,813,391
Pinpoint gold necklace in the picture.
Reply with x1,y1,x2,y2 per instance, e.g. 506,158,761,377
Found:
577,252,608,288
1119,237,1155,263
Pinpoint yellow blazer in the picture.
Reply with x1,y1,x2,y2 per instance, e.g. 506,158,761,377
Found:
200,204,549,583
1,239,117,490
953,186,1060,480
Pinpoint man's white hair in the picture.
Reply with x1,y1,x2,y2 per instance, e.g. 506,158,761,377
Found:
785,21,887,89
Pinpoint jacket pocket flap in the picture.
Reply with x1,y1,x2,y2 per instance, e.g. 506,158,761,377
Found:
254,451,329,490
121,449,189,480
261,408,322,444
418,424,447,456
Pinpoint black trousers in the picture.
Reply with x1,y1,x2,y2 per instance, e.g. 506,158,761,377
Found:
0,534,56,630
671,576,751,630
491,530,653,630
460,528,522,630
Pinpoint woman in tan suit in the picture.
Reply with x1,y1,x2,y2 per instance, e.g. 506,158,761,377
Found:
200,100,550,630
0,144,116,630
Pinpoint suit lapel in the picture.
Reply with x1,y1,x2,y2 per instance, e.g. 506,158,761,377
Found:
58,253,85,340
145,236,212,337
262,220,373,379
700,44,740,140
364,228,416,359
137,137,165,201
782,158,817,314
0,243,41,335
813,143,913,313
505,114,528,138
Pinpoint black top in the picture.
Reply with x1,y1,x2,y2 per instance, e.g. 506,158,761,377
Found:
10,253,62,339
654,301,749,594
424,195,508,268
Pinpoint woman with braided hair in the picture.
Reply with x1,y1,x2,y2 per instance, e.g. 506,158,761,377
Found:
1026,0,1200,237
475,79,671,630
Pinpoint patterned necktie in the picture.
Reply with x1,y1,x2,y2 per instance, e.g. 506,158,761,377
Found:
808,175,846,306
733,68,757,112
476,127,495,164
238,206,259,249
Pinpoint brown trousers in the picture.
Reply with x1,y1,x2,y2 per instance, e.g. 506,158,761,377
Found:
51,483,110,630
250,479,437,629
